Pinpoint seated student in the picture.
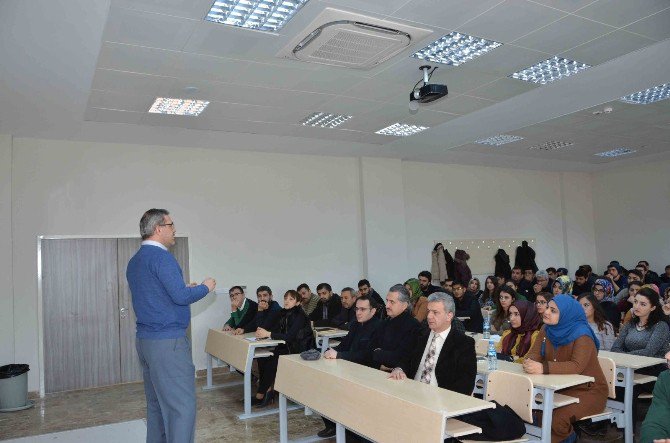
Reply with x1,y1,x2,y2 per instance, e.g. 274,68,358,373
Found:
370,284,420,371
479,275,498,310
661,265,670,285
465,278,483,301
523,295,608,443
238,285,282,334
389,292,477,396
440,278,454,294
222,286,258,332
535,292,553,319
546,267,558,282
418,270,442,296
518,267,536,301
618,280,642,325
533,270,554,300
638,260,662,286
496,300,542,363
572,268,591,296
404,278,428,323
452,281,484,333
320,295,381,438
577,293,615,351
553,275,573,297
491,286,517,333
640,350,670,443
592,278,621,331
297,283,320,316
331,287,357,330
605,263,628,293
357,279,386,317
663,286,670,317
254,290,312,407
308,283,342,327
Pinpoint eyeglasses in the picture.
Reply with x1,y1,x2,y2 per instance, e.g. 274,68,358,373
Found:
229,292,243,298
355,307,371,312
593,288,605,293
159,223,175,227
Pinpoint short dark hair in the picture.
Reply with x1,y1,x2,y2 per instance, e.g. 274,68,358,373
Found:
512,266,522,272
575,268,588,278
229,285,244,294
256,285,272,295
316,282,332,292
356,294,377,311
296,283,310,292
284,290,301,303
523,266,534,272
418,270,432,280
546,267,556,274
139,208,169,240
628,269,643,280
452,281,465,289
358,279,371,288
665,264,670,270
638,260,650,268
581,264,593,274
628,281,642,289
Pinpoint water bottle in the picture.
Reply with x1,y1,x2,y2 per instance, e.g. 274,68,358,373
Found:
482,311,491,340
487,339,498,371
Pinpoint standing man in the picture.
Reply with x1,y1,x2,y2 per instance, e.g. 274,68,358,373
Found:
127,209,216,443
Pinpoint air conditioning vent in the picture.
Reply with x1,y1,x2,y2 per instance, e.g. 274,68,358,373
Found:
277,8,432,70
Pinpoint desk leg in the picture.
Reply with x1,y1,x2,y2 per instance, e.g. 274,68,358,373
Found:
279,393,288,443
206,353,213,389
541,388,554,443
623,367,634,443
243,352,254,418
321,337,330,354
335,423,345,443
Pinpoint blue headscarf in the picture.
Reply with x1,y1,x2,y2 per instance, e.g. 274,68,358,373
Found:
545,295,600,350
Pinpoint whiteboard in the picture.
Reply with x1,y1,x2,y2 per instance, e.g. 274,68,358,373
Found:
436,238,536,276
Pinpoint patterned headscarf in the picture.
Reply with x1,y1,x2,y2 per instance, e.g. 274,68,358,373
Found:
593,278,615,302
404,278,423,303
555,275,572,295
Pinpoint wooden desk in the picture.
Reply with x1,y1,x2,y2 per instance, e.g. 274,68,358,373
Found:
203,328,299,419
476,360,593,443
598,351,666,443
276,355,493,443
315,328,348,354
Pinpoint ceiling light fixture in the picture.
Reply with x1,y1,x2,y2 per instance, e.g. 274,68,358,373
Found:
411,31,502,66
619,83,670,105
528,140,574,151
299,112,352,128
594,147,637,158
509,56,590,85
376,123,428,137
148,98,209,116
475,134,524,146
205,0,311,32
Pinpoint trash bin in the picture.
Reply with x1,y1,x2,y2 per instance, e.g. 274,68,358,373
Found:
0,364,30,411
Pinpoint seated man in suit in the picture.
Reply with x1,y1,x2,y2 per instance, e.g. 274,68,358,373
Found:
238,285,282,334
308,282,342,327
389,292,477,396
222,286,258,332
331,287,358,330
370,284,420,371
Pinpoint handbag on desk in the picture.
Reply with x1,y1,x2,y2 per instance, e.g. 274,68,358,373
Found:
458,400,526,440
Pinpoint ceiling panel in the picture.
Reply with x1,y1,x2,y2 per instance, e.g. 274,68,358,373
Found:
457,0,566,43
91,69,172,97
512,15,616,55
624,7,670,41
429,94,496,114
86,107,145,125
237,62,314,89
400,110,460,127
460,44,550,78
183,21,285,61
341,78,409,104
527,0,600,13
427,68,500,95
290,124,365,142
110,0,213,20
291,68,369,95
97,42,182,77
173,52,252,84
468,77,539,101
88,90,156,113
320,96,386,115
390,0,506,30
319,0,413,15
560,30,657,66
574,0,670,28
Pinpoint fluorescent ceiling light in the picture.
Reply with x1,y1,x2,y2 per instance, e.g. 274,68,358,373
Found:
509,56,590,85
619,83,670,105
205,0,310,32
528,140,574,151
412,31,502,66
595,148,637,158
148,98,209,116
376,123,428,137
475,134,523,146
299,112,352,128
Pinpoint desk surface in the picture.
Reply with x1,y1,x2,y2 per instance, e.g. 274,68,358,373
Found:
204,329,283,370
315,328,349,338
598,350,666,369
477,360,594,390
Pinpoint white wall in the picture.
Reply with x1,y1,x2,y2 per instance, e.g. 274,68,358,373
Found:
4,136,601,392
592,159,670,273
0,135,14,366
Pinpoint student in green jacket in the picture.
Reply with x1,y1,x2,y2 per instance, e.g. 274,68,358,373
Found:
641,350,670,443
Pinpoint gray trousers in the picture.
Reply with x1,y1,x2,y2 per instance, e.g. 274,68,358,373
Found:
136,337,196,443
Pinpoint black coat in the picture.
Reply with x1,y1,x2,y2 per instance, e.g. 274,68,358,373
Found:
421,284,443,297
401,328,477,396
309,294,343,327
270,306,313,355
444,248,456,281
336,317,381,366
371,310,420,369
494,249,512,280
332,305,356,330
243,300,282,333
514,241,538,273
367,288,387,319
454,293,484,333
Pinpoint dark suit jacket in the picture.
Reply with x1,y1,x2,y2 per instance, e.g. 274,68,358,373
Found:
332,305,356,330
401,327,477,396
371,310,420,369
336,316,381,366
454,293,484,333
309,294,342,327
243,300,282,332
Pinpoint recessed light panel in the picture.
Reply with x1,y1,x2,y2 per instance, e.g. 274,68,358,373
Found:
411,31,502,66
509,56,590,85
376,123,428,137
595,148,637,158
528,140,574,151
619,83,670,105
205,0,311,32
299,112,352,128
475,134,524,146
148,98,209,116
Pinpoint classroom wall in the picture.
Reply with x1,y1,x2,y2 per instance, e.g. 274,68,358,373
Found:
0,135,14,366
4,136,600,392
592,158,670,273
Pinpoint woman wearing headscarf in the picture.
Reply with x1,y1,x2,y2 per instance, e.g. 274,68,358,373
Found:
592,278,621,331
552,275,573,297
404,278,428,323
523,295,608,443
496,300,542,363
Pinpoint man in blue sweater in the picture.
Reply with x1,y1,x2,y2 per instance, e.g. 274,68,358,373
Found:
126,209,215,443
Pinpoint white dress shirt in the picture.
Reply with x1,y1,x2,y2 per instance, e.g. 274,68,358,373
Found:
414,327,451,387
141,240,167,251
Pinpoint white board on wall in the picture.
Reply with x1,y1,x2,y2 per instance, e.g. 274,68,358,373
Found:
436,238,537,275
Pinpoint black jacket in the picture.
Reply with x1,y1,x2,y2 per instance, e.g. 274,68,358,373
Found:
332,305,356,330
270,306,313,355
401,328,477,396
514,241,538,273
494,249,512,280
243,300,282,332
454,293,484,333
444,248,456,281
336,317,381,366
371,310,420,369
367,288,387,319
421,284,443,297
517,279,535,301
309,294,342,327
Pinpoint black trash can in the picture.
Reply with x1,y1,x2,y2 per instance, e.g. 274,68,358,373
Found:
0,364,30,411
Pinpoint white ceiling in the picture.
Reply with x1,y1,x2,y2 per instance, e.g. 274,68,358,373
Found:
0,0,669,171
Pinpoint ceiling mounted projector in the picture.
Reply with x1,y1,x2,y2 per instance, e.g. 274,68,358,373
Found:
409,65,448,113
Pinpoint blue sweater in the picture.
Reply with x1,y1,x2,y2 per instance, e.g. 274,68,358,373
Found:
126,244,209,339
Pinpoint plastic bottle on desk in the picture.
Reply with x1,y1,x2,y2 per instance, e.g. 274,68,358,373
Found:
482,310,491,339
487,339,498,371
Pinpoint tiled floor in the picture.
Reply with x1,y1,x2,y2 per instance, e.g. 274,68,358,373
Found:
0,372,331,442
